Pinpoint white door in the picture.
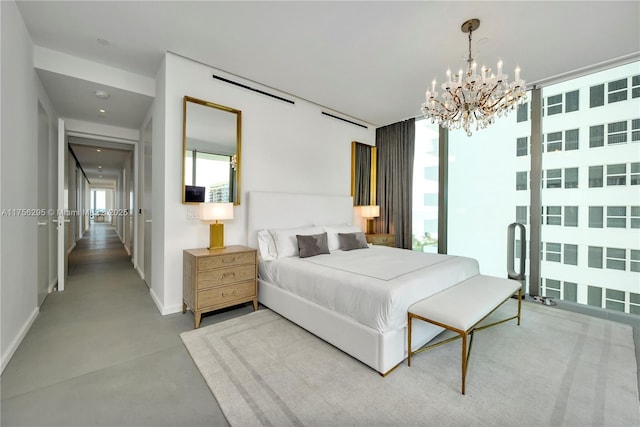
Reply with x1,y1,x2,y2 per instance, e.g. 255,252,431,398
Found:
56,118,69,291
36,102,49,305
143,119,152,288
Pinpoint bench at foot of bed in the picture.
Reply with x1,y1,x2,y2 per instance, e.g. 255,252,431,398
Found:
407,274,522,395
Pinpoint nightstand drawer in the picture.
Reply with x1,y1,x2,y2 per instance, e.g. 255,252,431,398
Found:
366,234,395,246
197,251,255,271
197,265,256,289
197,281,256,309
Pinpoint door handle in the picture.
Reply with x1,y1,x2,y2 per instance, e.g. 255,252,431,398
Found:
37,222,47,226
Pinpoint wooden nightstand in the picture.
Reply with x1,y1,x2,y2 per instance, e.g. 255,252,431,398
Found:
183,245,258,328
365,233,395,247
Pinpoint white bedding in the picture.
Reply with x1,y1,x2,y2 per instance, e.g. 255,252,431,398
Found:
259,245,479,332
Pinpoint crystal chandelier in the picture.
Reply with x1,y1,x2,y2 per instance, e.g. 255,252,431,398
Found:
421,19,527,136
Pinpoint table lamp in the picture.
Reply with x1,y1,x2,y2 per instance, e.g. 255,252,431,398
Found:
199,202,234,249
360,205,380,235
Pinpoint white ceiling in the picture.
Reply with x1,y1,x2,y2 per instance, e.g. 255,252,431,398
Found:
15,1,640,184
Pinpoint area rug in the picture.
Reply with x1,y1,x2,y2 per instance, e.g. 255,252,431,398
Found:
180,301,639,426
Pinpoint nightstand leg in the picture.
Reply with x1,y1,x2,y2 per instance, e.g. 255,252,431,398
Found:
252,298,258,311
182,302,187,314
194,312,201,329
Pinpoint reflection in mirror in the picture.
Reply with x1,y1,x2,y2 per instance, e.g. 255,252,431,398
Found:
183,96,242,205
351,141,377,206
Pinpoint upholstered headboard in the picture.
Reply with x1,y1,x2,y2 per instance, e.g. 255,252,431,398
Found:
247,191,354,248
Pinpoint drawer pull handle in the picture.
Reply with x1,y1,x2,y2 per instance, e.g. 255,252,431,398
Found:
222,257,236,264
221,290,237,297
222,272,236,279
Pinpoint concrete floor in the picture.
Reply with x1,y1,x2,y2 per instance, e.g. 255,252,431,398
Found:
1,223,252,426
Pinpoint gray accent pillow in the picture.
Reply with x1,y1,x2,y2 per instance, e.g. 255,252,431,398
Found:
338,232,369,251
296,232,330,258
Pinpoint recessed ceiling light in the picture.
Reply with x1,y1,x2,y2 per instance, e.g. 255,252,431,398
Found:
96,149,101,152
99,109,106,113
94,90,110,99
99,175,103,178
98,165,102,169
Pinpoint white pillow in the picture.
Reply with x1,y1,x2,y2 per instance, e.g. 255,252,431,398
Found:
269,226,322,258
257,230,277,260
321,224,362,251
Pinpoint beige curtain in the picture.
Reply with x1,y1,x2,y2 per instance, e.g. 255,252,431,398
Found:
375,118,415,249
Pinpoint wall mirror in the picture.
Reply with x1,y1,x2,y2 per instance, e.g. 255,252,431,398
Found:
182,96,242,205
351,141,377,206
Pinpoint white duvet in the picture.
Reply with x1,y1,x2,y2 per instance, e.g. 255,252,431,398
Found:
259,246,479,332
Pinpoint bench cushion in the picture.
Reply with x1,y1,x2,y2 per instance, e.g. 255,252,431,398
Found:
408,274,520,332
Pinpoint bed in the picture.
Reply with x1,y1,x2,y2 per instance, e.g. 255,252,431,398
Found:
247,191,479,375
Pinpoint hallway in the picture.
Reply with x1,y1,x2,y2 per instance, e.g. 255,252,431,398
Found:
1,223,245,426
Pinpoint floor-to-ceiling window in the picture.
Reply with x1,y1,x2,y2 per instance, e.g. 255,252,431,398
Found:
539,62,639,314
446,97,531,283
439,60,639,315
412,120,440,253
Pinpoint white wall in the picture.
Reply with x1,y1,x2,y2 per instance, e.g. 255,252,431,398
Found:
0,0,58,372
151,53,375,314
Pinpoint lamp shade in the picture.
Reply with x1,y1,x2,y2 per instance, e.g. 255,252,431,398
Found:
199,202,234,222
360,205,380,219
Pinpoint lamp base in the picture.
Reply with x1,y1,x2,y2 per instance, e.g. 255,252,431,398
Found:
366,218,375,235
208,223,225,250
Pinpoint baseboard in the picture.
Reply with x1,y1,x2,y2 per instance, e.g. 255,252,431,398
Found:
1,307,39,374
67,242,76,255
149,288,182,316
48,278,57,293
124,245,131,256
134,263,144,280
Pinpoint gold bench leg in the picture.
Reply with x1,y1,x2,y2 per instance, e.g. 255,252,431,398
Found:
407,313,413,366
461,332,467,395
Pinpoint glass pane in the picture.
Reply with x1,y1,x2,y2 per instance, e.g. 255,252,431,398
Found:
448,94,531,286
412,119,439,253
517,103,528,122
589,206,603,228
607,206,626,216
565,168,578,188
605,300,625,311
589,125,604,147
607,218,626,228
195,152,232,202
565,90,579,112
589,166,603,187
516,206,527,224
565,206,578,227
564,282,578,302
590,84,604,108
565,129,579,150
564,244,578,265
587,286,602,307
516,137,528,156
547,206,561,215
607,247,625,259
516,171,527,190
606,289,625,301
588,246,603,268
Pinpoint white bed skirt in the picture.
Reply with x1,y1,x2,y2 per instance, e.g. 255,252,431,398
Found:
258,278,444,375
